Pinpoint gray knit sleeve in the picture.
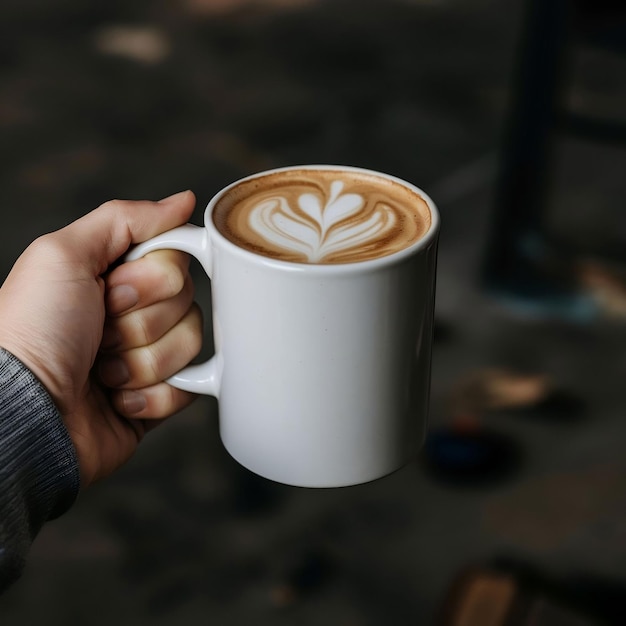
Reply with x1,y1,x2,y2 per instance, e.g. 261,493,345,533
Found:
0,348,80,592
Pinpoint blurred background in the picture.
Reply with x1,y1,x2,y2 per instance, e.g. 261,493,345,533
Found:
1,0,626,624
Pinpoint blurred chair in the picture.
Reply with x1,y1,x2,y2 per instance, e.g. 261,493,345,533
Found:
481,0,626,320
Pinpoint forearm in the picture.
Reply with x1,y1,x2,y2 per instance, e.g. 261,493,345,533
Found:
0,348,80,592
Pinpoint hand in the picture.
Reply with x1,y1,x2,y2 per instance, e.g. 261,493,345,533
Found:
0,191,202,487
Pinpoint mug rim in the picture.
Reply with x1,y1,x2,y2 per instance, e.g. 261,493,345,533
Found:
204,164,440,274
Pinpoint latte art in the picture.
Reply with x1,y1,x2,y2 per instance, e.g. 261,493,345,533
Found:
249,181,397,263
212,169,431,264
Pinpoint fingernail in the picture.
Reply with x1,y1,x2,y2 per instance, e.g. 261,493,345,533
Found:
107,284,138,315
158,190,191,204
122,391,147,415
99,357,130,387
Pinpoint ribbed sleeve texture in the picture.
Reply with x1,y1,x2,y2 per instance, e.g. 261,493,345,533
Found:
0,348,80,592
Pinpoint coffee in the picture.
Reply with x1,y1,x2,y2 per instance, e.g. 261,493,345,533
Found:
212,168,431,264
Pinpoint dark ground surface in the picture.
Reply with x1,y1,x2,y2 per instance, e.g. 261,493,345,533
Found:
1,0,626,624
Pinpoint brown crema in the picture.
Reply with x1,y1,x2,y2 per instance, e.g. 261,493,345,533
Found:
212,169,432,264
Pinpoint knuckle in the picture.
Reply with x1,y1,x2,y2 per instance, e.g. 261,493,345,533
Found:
164,261,187,297
27,233,67,261
129,311,152,347
144,253,187,300
139,345,164,383
146,383,179,419
165,383,180,410
98,199,129,214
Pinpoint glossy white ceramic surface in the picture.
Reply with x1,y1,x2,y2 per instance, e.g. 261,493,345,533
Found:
126,166,439,487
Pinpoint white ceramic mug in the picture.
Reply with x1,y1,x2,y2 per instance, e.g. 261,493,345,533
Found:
127,165,440,487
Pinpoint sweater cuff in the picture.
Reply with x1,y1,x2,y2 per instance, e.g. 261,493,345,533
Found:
0,348,80,530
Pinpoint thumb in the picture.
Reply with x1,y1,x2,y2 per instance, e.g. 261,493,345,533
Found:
57,191,196,275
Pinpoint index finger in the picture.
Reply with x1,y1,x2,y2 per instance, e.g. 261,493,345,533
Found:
105,249,192,316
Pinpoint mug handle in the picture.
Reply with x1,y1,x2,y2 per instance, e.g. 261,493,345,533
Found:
124,224,221,397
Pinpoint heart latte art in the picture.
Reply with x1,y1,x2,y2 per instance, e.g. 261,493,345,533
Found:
212,169,431,264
